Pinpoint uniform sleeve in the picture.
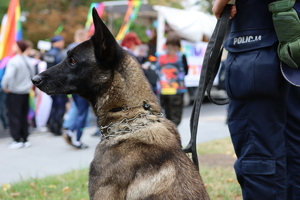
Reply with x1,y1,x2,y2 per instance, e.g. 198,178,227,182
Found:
182,54,189,75
56,50,67,64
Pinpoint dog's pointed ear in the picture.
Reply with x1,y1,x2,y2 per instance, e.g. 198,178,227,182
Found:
91,8,122,69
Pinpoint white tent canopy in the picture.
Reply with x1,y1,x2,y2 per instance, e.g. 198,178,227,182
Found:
153,5,217,43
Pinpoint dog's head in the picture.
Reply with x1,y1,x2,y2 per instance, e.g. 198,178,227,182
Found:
32,8,126,101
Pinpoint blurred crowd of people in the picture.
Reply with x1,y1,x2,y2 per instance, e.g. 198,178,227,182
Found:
0,28,189,150
0,29,93,150
120,29,188,127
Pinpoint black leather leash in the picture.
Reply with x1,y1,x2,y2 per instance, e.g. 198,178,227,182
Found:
183,4,232,170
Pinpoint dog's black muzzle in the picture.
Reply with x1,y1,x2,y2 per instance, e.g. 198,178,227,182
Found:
31,74,43,87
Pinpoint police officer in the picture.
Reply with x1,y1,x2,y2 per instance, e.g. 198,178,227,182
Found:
45,35,68,136
213,0,300,199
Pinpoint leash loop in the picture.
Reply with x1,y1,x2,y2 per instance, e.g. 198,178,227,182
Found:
183,5,232,170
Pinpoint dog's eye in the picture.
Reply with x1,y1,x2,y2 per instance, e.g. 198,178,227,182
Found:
70,57,77,65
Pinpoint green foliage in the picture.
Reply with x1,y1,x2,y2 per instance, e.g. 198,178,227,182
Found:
113,18,150,43
131,23,150,43
148,0,184,9
0,0,9,21
1,0,208,48
0,0,99,46
192,0,214,14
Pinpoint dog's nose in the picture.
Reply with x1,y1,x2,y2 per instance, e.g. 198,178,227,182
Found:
31,75,43,86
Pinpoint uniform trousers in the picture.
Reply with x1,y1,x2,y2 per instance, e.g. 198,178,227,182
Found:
48,94,68,135
225,45,300,200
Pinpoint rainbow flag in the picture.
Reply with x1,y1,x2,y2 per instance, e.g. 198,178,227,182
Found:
85,3,105,36
0,0,22,60
0,0,35,121
116,0,142,43
28,88,35,121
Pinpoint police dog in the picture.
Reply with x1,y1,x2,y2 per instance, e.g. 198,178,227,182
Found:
32,8,209,200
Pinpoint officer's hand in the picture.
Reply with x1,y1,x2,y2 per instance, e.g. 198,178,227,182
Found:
212,0,237,19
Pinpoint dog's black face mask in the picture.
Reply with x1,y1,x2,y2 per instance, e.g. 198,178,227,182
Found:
32,8,123,101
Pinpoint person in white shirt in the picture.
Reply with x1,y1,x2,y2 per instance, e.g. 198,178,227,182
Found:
1,40,35,149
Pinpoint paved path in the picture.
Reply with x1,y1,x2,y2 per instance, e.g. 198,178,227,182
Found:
0,103,230,185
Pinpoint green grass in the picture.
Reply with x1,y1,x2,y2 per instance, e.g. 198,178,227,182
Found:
198,137,235,155
0,137,242,200
201,166,242,200
198,137,242,200
0,170,89,200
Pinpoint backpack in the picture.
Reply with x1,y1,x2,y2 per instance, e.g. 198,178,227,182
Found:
157,52,187,95
143,55,159,86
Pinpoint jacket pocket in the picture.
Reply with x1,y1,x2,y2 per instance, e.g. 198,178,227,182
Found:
225,45,284,99
242,158,275,175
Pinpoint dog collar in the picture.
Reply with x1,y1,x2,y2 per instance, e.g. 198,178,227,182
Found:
100,112,163,140
109,101,151,113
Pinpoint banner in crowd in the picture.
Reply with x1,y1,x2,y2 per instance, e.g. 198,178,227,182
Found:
181,40,207,88
85,2,105,36
86,0,141,42
0,0,22,60
115,0,142,42
157,38,208,88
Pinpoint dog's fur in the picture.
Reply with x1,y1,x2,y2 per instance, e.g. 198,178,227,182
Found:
32,8,209,200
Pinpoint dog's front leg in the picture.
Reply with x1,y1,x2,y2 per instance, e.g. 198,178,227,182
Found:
89,163,128,199
88,148,133,200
